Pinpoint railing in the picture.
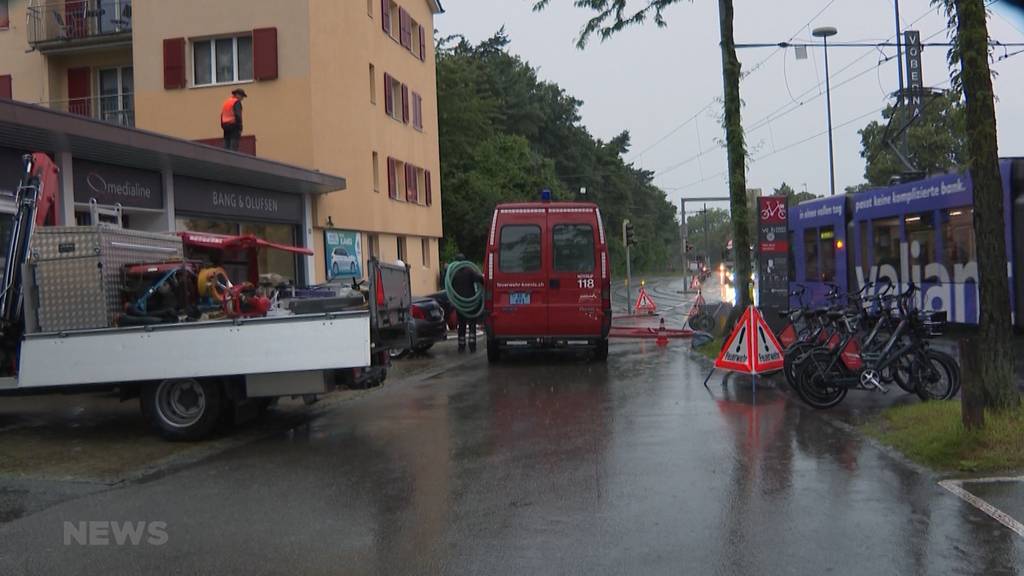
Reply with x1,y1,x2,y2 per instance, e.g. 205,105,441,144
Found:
27,0,132,48
43,95,135,128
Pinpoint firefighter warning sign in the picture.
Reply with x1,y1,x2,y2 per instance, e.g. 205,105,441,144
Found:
715,306,784,375
634,286,657,315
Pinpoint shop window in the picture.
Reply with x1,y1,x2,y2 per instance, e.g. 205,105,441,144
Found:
193,35,253,86
368,234,379,258
905,212,936,273
421,238,430,267
819,227,836,282
552,224,595,273
803,228,819,281
175,218,298,285
369,63,376,104
397,236,407,263
871,217,901,276
942,208,976,267
76,211,130,228
500,225,542,273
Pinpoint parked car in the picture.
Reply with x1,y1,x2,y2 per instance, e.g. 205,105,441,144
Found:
426,289,458,330
391,297,448,357
483,199,612,362
331,247,360,277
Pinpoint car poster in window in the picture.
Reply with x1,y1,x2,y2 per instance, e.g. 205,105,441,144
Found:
325,229,363,280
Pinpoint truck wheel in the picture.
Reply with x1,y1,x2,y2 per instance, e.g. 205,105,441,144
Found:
487,338,501,364
141,378,223,441
594,338,609,362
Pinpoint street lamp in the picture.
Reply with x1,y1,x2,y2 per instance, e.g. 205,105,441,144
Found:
813,26,838,197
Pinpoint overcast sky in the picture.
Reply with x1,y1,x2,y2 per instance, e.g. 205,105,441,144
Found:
436,0,1024,212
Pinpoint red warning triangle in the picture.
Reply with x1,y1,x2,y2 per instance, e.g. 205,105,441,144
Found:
752,311,785,373
634,286,657,315
715,307,753,373
714,306,784,375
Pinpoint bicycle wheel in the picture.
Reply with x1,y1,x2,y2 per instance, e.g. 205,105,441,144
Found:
783,342,814,390
914,350,960,401
691,314,715,333
796,350,848,409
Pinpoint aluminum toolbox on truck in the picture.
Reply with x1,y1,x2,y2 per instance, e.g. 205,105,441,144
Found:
28,226,183,332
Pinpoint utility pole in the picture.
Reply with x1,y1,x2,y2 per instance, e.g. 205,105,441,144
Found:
680,200,689,293
703,204,710,269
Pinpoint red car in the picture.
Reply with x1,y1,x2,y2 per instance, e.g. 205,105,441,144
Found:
483,200,612,362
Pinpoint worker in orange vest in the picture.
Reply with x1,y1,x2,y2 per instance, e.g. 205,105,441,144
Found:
220,88,247,151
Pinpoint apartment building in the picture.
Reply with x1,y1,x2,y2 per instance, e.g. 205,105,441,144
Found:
0,0,444,295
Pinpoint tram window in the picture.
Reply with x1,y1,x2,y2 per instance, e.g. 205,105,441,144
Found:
943,208,976,266
905,212,936,271
787,230,796,280
859,221,870,279
804,228,819,281
820,227,837,282
872,218,901,271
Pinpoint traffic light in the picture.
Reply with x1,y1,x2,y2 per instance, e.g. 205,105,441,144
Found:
625,222,636,247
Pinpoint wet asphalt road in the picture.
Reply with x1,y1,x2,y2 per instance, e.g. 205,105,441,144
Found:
0,276,1021,575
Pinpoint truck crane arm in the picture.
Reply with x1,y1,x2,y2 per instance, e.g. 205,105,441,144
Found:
0,153,60,336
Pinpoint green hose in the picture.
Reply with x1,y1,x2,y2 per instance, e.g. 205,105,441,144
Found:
445,261,485,319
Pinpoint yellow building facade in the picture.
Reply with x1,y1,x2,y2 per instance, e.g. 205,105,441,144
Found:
0,0,444,295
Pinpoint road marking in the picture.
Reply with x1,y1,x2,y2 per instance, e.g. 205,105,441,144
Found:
939,477,1024,539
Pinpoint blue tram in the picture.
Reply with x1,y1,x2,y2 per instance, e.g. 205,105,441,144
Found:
789,158,1024,326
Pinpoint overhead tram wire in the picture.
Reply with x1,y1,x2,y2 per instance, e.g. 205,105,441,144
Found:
629,0,840,164
654,1,995,190
662,10,1024,195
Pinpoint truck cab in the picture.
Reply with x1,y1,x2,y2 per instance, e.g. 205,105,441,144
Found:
483,201,612,362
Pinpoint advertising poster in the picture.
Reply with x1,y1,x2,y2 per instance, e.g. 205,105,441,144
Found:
324,229,363,279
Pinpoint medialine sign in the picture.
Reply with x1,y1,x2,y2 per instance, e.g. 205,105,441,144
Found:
73,159,164,210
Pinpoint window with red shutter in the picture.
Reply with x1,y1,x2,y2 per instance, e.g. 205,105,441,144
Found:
405,165,412,202
400,8,411,49
381,0,390,33
387,157,396,199
425,170,432,206
401,84,409,124
163,38,186,89
0,75,11,100
384,73,393,117
253,28,279,81
412,92,423,130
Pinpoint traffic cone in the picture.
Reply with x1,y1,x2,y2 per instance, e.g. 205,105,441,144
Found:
656,318,669,347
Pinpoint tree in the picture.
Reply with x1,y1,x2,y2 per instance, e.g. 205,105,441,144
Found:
858,91,967,186
685,208,731,265
773,182,816,205
934,0,1020,428
532,0,753,310
436,32,681,272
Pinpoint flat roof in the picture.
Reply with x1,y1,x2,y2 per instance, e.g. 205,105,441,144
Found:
0,99,346,195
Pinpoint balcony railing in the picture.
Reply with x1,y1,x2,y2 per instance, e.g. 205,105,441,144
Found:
43,95,135,128
27,0,132,51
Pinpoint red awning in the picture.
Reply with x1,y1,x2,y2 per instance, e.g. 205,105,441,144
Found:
177,232,314,256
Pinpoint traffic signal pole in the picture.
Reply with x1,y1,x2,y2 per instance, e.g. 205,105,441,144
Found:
623,219,633,312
